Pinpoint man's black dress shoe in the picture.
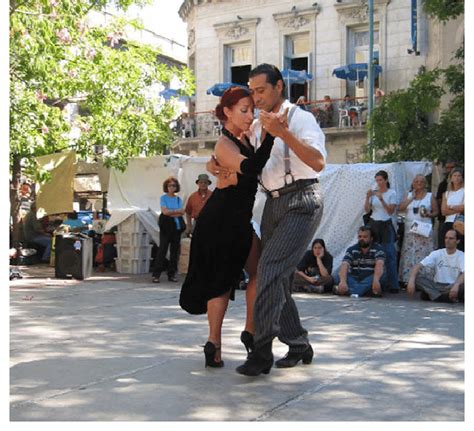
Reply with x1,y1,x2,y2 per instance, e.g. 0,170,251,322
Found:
275,345,314,368
168,275,178,282
236,342,273,376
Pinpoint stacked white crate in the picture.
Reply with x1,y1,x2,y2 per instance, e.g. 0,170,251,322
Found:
115,214,153,274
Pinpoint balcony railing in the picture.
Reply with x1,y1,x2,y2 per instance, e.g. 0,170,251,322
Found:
173,95,383,141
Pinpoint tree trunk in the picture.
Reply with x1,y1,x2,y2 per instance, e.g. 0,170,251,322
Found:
10,154,22,251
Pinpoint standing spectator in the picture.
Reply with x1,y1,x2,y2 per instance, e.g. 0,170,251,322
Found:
184,174,213,236
152,177,186,283
398,174,439,285
374,88,385,106
293,238,334,293
439,167,464,251
296,95,308,111
435,160,457,245
407,229,464,303
364,170,399,293
22,201,52,263
181,113,195,138
335,226,385,297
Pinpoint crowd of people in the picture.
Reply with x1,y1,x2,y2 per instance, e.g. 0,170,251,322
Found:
293,164,464,303
158,162,464,307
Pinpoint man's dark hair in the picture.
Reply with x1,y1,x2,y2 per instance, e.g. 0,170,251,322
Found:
249,63,285,97
358,225,373,237
445,228,460,241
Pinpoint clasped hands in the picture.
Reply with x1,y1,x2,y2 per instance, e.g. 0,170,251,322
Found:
207,108,289,179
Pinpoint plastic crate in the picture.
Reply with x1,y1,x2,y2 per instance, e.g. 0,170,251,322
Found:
117,214,146,234
115,257,150,274
116,245,153,260
115,231,151,247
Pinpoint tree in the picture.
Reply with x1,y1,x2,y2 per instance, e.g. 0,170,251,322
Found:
367,0,463,163
10,0,194,247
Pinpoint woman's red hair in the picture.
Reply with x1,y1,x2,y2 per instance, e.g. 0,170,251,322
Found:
215,87,252,122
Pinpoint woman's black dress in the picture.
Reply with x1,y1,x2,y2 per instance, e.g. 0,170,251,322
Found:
179,128,274,314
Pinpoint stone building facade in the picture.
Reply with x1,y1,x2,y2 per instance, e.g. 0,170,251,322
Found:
175,0,463,162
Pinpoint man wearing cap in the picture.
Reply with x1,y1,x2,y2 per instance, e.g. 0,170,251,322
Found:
184,174,213,236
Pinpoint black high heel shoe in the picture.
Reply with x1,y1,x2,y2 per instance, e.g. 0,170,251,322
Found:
203,341,224,368
240,330,254,355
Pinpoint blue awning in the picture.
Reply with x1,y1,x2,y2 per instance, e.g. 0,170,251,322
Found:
332,63,382,81
206,82,248,96
159,88,189,101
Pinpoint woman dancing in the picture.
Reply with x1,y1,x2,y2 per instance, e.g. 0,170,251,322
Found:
179,87,276,368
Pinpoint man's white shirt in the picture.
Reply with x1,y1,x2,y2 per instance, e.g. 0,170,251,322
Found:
250,100,327,191
420,248,464,284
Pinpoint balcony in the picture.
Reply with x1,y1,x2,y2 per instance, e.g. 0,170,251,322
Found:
171,95,380,162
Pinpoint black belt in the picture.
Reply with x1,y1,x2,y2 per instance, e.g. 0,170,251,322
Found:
265,178,318,199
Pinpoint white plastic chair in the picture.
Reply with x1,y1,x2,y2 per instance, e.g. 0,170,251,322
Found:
338,109,350,127
212,121,222,136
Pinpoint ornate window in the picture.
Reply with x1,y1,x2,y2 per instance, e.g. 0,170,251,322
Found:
214,18,259,84
273,6,319,102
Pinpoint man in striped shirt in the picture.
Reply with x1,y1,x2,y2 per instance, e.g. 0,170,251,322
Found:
336,225,386,297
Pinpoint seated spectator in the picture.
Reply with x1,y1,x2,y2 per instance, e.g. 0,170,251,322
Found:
335,225,385,297
342,94,352,110
22,202,52,263
406,229,464,303
292,238,334,293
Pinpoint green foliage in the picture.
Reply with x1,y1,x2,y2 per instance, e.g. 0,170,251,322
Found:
10,0,195,177
367,3,464,163
421,0,464,23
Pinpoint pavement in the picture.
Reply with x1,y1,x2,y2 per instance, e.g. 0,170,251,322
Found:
10,264,465,422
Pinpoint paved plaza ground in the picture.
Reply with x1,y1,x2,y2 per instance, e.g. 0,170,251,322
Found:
10,265,464,421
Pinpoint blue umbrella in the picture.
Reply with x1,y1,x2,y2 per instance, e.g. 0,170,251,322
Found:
332,63,382,81
159,88,188,101
280,69,313,101
206,82,248,96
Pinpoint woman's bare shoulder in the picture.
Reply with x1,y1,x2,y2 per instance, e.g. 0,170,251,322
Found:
215,135,239,153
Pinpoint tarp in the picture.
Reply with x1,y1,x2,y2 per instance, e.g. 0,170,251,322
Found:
35,151,77,217
105,155,184,245
105,156,431,273
281,69,313,84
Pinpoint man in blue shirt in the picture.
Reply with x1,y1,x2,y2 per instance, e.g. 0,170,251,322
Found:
336,225,386,297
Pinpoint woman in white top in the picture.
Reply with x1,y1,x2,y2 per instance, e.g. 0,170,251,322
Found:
440,167,464,251
364,170,399,292
398,174,439,284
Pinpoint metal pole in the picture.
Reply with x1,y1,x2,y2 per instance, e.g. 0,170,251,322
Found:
367,0,375,162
